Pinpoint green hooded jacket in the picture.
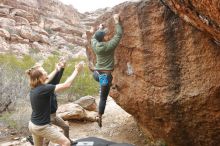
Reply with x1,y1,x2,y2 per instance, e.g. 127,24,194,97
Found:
91,23,123,70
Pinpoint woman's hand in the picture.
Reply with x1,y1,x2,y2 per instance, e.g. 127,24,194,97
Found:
58,58,66,68
75,61,84,72
55,63,61,72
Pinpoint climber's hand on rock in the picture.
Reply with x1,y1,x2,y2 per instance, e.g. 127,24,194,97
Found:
113,14,120,24
99,23,105,30
90,26,95,33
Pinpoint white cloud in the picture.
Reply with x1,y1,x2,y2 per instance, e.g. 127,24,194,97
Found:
60,0,128,13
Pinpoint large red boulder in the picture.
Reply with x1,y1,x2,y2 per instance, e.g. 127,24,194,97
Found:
86,0,220,146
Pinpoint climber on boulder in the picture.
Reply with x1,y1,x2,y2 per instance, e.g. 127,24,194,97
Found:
91,13,123,127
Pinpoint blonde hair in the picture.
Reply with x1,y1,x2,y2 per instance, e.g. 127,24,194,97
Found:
26,64,44,88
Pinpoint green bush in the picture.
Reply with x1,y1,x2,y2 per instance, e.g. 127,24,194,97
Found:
0,54,36,70
0,54,35,114
0,112,17,129
0,54,99,100
45,28,53,34
51,50,60,56
29,47,40,54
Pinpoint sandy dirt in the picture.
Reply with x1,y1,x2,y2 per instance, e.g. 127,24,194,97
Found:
69,97,148,146
0,97,149,146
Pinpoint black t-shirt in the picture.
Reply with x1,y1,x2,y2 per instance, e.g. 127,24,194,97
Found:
30,84,56,125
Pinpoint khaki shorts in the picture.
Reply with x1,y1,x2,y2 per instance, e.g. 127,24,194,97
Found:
28,121,66,146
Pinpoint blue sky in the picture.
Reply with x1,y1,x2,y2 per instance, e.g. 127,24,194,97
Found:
61,0,128,13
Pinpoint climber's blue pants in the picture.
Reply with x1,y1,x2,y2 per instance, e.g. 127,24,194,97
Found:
93,71,113,115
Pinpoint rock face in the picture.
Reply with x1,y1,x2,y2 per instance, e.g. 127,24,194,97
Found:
0,0,87,57
161,0,220,42
86,0,220,146
74,95,97,111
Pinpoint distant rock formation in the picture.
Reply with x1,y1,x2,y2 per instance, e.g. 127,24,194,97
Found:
86,0,220,146
0,0,88,58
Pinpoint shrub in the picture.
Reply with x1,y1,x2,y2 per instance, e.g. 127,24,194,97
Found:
0,112,17,129
51,50,60,56
43,56,99,101
0,55,34,111
0,54,99,129
29,47,40,54
0,54,34,129
45,28,53,34
0,54,35,70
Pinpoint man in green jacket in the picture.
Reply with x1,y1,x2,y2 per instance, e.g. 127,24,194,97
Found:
91,14,123,127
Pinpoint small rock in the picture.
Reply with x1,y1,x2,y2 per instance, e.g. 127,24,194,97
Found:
10,131,16,135
13,137,20,140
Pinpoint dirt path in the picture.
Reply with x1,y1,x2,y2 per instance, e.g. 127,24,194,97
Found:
69,97,148,146
0,97,148,146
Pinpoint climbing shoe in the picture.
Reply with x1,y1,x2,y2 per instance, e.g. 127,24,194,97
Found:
70,139,78,145
26,135,34,145
95,116,102,128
